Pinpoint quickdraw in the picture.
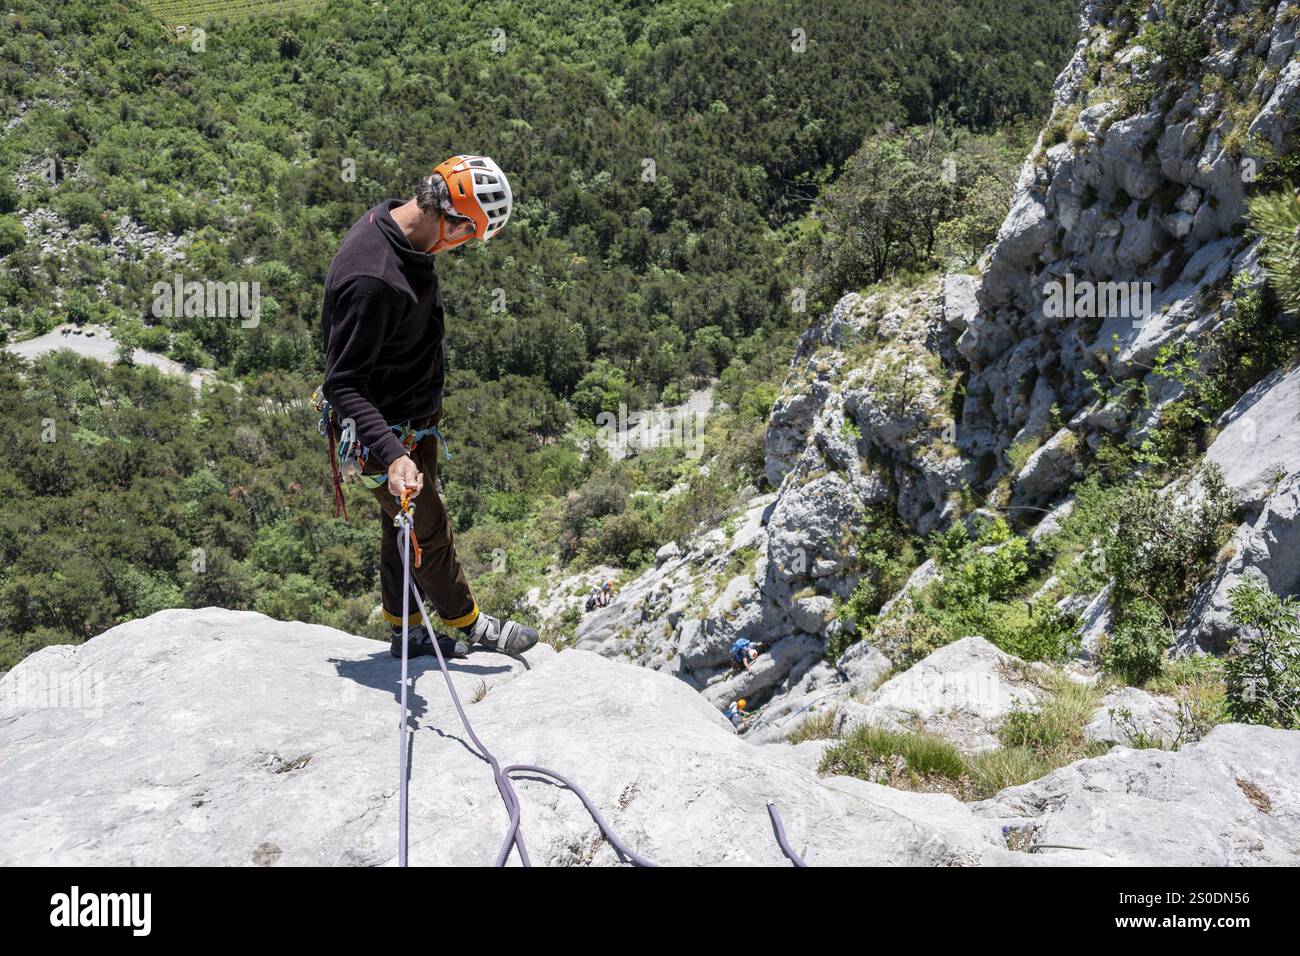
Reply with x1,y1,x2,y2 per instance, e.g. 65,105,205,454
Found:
313,387,351,520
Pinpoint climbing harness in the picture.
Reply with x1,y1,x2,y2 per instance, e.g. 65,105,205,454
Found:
390,507,808,867
312,387,452,518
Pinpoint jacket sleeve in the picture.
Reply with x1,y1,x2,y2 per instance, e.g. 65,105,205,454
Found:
321,276,409,470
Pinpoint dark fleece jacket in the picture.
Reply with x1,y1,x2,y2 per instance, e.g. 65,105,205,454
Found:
320,199,445,470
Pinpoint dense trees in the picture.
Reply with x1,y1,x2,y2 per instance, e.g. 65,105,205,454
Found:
796,121,1036,315
0,0,1075,664
2,0,1073,396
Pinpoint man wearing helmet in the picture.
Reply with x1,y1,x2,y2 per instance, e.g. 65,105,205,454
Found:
319,155,537,660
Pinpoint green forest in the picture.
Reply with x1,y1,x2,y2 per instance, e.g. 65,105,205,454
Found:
0,0,1079,668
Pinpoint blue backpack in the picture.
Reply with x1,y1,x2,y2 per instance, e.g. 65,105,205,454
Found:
730,638,752,663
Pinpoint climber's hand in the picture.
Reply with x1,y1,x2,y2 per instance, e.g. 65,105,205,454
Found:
387,455,423,500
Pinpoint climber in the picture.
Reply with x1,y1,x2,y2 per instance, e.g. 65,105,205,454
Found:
724,699,748,727
585,586,600,613
601,579,614,606
730,636,762,670
319,154,539,661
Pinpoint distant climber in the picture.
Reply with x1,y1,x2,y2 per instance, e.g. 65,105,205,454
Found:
730,637,764,670
318,155,538,661
601,579,614,606
585,586,600,613
723,699,748,727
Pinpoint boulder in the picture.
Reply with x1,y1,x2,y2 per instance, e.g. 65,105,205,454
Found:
654,541,681,567
942,273,978,331
1180,473,1300,654
1204,364,1300,508
789,594,835,634
1011,429,1081,513
1072,584,1114,661
765,472,867,593
973,724,1300,865
835,637,1048,754
1029,497,1075,545
1084,687,1182,747
835,640,892,694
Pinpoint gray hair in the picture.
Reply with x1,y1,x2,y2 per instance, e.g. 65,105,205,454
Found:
415,173,462,219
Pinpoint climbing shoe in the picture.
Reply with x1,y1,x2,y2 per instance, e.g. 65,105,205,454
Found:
389,623,468,660
461,613,539,655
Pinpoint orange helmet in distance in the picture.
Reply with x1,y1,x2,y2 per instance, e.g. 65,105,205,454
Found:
427,154,513,253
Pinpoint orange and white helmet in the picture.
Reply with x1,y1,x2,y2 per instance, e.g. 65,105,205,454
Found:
432,154,513,244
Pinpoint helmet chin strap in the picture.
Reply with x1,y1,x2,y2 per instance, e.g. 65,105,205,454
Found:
426,211,472,254
422,173,474,253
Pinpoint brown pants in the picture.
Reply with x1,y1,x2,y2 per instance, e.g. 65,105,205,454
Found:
364,413,478,631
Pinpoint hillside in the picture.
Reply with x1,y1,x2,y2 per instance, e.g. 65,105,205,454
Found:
0,0,1077,669
549,0,1300,787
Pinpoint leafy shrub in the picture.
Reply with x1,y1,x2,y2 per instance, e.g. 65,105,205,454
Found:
1052,465,1236,685
1116,79,1156,119
570,359,635,421
660,469,728,546
1106,465,1237,623
839,508,917,626
1248,189,1300,319
1100,598,1168,685
0,177,18,213
863,518,1078,666
0,215,25,256
53,190,105,233
1224,579,1300,729
559,471,630,558
582,510,660,568
1141,18,1208,76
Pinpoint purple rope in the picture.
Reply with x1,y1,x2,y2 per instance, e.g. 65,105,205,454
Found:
398,528,411,867
395,514,803,867
766,801,807,866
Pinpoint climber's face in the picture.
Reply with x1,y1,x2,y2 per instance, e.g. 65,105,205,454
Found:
429,213,476,255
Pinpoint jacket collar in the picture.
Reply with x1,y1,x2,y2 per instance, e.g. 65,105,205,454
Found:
374,199,436,272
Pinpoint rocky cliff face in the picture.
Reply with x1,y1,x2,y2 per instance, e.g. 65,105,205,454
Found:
553,0,1300,732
